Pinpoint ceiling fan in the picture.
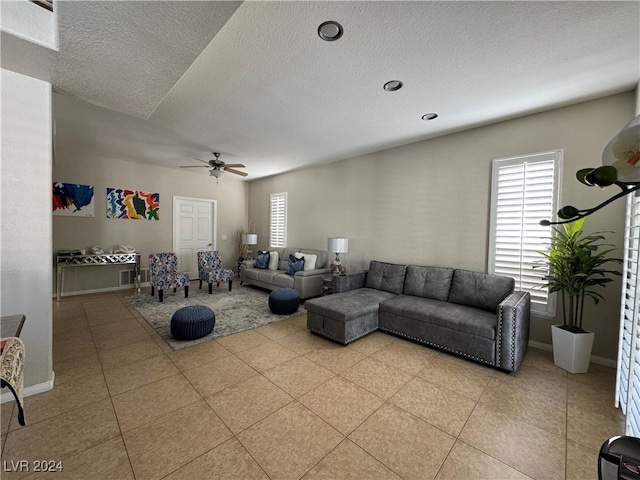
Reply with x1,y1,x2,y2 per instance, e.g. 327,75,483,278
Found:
180,152,248,178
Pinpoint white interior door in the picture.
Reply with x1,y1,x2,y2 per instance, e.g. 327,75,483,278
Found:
173,196,217,278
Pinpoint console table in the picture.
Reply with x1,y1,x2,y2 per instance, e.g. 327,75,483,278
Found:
1,314,25,338
56,253,141,301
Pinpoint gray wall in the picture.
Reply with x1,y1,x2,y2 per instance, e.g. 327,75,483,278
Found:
1,68,53,390
52,130,249,296
248,93,635,360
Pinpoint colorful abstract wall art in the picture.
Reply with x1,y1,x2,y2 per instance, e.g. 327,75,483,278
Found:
53,182,95,217
106,188,159,220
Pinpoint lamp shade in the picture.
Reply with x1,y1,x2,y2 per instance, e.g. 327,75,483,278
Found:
328,237,348,254
243,234,258,245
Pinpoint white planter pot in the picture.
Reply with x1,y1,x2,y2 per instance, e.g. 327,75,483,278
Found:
551,325,595,374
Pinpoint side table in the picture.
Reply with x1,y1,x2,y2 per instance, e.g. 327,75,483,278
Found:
321,276,335,296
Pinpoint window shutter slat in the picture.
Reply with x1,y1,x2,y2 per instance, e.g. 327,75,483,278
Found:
616,192,640,436
269,192,287,248
489,152,561,318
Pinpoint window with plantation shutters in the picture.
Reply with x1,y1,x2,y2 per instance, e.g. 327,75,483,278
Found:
489,151,562,318
616,192,640,436
270,192,287,248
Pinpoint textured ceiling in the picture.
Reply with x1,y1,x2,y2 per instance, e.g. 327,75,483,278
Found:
3,1,639,180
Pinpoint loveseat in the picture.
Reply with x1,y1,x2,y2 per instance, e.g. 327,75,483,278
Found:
239,248,330,300
304,261,530,372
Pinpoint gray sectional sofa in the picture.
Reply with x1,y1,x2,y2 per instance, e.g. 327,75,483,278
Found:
305,261,530,372
239,248,330,299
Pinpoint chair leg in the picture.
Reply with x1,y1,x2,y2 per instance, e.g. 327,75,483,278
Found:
159,289,163,302
208,283,213,294
228,280,233,291
184,286,189,298
151,286,155,296
199,279,203,289
217,282,220,287
174,287,177,293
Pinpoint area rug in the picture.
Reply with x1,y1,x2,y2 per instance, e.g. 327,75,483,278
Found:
126,285,305,350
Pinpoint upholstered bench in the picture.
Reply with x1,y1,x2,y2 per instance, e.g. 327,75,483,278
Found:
305,287,395,345
268,288,300,315
171,305,215,340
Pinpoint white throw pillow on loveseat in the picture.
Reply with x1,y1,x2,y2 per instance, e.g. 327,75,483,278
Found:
268,251,280,270
295,252,317,271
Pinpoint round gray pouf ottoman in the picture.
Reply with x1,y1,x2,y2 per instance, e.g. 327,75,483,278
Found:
171,305,215,340
269,288,300,315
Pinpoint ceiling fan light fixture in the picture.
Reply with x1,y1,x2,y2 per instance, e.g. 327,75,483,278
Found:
318,21,343,41
210,169,222,178
422,113,438,120
383,80,403,92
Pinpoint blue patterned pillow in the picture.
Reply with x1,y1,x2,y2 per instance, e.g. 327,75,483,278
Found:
255,251,270,269
287,254,305,275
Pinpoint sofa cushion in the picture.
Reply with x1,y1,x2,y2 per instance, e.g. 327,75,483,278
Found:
287,255,305,275
404,265,454,301
380,294,496,340
273,273,295,288
364,261,407,294
243,268,277,283
255,251,270,269
447,269,514,313
304,288,396,323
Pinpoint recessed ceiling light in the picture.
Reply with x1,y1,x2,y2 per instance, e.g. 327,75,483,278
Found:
318,21,343,41
422,113,438,120
383,80,403,91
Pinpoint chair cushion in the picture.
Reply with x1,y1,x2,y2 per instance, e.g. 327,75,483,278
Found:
364,261,407,294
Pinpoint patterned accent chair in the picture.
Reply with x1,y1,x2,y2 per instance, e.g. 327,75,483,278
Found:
148,253,190,302
197,251,234,294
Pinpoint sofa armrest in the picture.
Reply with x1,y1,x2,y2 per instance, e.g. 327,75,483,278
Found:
294,268,331,277
241,260,257,270
495,291,530,372
334,271,367,293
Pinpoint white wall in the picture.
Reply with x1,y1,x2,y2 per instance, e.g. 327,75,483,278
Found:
52,137,249,295
249,92,635,360
1,68,53,390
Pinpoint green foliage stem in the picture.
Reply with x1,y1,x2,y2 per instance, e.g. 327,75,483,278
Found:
539,218,622,331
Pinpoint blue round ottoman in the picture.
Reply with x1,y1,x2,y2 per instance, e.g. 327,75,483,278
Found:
269,288,300,315
171,305,215,340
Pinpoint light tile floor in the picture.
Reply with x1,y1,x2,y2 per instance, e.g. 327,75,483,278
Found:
0,290,625,479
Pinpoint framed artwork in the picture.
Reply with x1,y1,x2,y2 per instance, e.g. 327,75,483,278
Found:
52,182,95,217
107,187,159,220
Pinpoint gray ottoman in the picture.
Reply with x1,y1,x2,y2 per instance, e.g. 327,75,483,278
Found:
305,288,394,345
268,288,300,315
171,305,215,340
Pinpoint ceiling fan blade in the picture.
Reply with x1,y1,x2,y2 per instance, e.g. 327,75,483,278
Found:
224,167,248,177
224,163,245,168
193,157,213,165
180,165,210,168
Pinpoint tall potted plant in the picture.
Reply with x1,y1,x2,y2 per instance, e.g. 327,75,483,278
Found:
539,217,621,373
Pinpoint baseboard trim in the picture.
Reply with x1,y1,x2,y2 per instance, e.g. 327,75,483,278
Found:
528,340,616,368
52,284,149,299
1,372,55,404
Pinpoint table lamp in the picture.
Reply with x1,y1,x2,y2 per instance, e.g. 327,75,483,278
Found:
328,237,348,275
